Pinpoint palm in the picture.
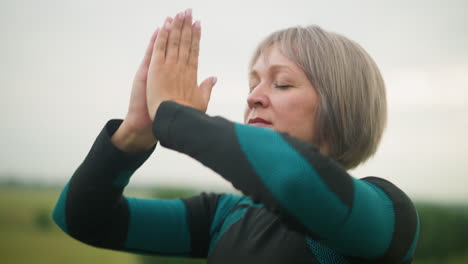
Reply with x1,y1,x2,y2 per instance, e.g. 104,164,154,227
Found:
146,11,216,119
123,27,163,133
126,68,153,132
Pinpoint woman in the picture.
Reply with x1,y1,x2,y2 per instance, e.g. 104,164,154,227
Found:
53,9,419,264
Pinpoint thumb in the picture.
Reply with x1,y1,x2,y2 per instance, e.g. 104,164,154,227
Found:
199,76,217,103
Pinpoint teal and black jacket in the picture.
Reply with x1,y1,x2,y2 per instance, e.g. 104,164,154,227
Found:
53,101,420,264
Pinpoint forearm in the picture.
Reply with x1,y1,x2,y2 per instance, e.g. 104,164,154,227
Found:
151,102,351,233
53,119,156,248
151,101,416,260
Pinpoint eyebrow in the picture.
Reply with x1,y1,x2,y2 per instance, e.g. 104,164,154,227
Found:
249,65,295,78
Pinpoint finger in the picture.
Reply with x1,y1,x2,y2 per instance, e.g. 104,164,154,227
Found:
199,76,217,104
152,17,172,64
139,28,159,69
189,21,201,69
179,9,193,64
144,17,173,66
166,11,185,63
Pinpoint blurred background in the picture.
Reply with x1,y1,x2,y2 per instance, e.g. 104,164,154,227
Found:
1,0,467,263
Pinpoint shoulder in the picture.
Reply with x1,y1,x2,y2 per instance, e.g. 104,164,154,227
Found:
360,176,420,263
360,177,416,213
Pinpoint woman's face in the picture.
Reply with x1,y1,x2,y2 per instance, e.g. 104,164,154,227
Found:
244,45,320,146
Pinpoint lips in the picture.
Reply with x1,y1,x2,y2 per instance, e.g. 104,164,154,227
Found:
248,117,272,127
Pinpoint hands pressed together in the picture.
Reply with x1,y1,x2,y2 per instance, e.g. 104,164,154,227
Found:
112,9,217,152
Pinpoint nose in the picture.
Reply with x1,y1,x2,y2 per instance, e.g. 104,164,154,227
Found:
246,83,270,109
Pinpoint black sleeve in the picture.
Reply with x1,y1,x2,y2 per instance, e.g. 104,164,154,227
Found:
64,119,155,248
53,120,198,256
182,192,221,258
151,101,420,263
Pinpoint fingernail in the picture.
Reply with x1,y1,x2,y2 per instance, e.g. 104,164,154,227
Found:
185,8,192,18
212,77,217,85
178,11,185,20
194,20,201,28
164,21,171,30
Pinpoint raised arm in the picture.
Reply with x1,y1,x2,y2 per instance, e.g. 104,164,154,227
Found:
142,8,418,263
52,119,193,255
52,10,224,257
151,101,419,263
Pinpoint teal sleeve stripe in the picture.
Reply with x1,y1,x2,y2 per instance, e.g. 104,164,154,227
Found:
326,180,394,258
234,124,348,238
210,194,244,234
403,213,420,262
208,207,249,255
52,182,69,233
208,195,250,255
125,197,191,254
306,237,350,264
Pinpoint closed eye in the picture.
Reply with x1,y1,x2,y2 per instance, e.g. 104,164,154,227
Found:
275,85,293,89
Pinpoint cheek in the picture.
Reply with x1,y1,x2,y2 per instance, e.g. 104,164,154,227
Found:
277,93,316,119
297,100,319,141
276,95,318,141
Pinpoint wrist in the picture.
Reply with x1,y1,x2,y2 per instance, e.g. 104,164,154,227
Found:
111,122,157,153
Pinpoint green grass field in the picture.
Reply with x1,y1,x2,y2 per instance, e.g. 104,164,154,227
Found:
0,187,138,264
1,186,467,264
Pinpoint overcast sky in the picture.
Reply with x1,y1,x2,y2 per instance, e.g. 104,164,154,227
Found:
1,0,467,202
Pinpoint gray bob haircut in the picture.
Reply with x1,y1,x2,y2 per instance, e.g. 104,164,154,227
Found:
249,25,387,170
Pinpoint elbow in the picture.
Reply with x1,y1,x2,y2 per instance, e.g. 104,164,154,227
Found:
51,182,99,245
52,183,70,233
52,199,109,249
51,182,124,250
52,203,68,233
